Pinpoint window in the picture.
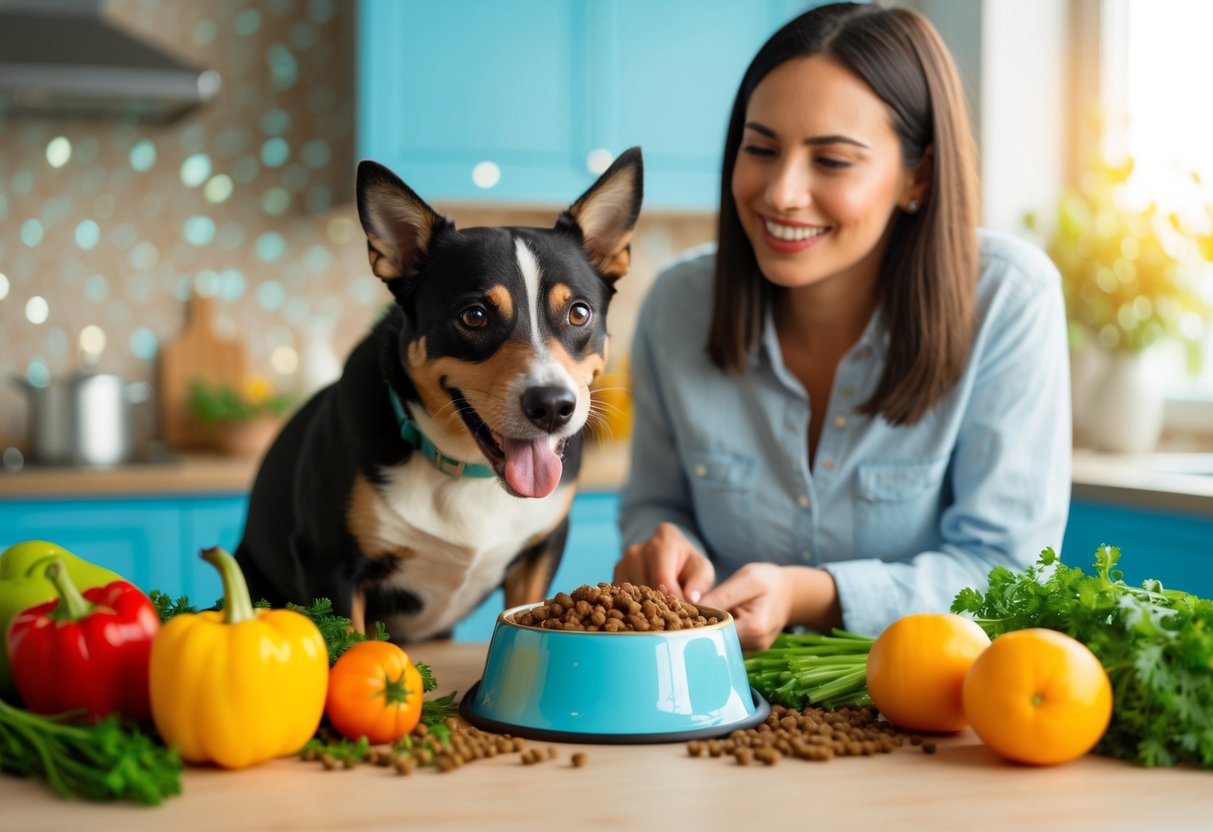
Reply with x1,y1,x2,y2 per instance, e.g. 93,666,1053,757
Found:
1103,0,1213,412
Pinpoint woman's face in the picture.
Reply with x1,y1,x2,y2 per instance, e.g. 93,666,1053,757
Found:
731,55,919,293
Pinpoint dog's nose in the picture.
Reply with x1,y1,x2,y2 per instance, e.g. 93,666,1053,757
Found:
521,385,577,433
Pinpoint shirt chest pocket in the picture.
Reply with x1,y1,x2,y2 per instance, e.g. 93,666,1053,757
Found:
687,448,758,563
854,457,948,559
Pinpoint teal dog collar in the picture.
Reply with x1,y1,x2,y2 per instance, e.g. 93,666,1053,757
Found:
387,387,495,479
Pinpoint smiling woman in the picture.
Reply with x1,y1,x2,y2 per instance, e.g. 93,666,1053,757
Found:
615,2,1072,650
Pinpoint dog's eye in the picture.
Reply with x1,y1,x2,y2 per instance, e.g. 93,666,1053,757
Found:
459,305,489,329
568,302,592,327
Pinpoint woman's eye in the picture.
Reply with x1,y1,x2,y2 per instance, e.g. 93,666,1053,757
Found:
568,302,592,327
459,306,489,329
742,145,776,158
816,157,852,170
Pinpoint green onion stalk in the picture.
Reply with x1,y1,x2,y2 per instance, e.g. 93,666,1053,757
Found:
744,629,874,710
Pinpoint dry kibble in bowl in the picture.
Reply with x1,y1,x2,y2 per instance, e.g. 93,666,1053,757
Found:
511,582,719,631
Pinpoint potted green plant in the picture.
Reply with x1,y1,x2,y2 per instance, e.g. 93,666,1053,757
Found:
186,377,296,457
1033,154,1213,452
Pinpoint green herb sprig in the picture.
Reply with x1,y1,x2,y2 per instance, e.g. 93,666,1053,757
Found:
299,734,371,767
0,700,182,804
420,692,459,727
951,545,1213,768
151,591,390,662
149,589,206,622
745,629,874,709
284,597,390,661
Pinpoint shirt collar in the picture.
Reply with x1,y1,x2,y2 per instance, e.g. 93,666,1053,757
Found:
755,299,888,376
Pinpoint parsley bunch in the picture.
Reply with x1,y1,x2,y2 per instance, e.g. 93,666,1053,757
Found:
951,545,1213,768
0,700,182,804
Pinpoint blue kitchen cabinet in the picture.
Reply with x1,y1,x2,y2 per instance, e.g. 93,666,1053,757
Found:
587,0,810,209
453,491,621,641
357,0,813,209
0,494,247,601
1062,499,1212,598
181,495,249,604
0,498,185,595
7,487,1207,640
359,0,589,205
0,489,616,640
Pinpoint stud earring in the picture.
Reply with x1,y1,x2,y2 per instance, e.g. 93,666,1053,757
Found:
906,199,920,213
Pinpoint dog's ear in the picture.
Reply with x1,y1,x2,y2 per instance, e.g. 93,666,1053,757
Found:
356,160,450,281
560,147,644,282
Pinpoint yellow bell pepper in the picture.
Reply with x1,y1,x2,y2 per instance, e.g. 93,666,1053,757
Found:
148,547,329,769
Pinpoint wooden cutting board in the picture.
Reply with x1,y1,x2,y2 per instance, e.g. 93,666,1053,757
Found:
158,293,248,450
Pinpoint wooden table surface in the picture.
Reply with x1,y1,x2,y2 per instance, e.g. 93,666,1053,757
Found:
2,641,1210,832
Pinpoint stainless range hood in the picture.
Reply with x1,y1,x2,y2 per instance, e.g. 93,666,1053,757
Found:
0,0,221,123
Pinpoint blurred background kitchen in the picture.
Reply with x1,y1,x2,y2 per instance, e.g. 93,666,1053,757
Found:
0,0,1210,631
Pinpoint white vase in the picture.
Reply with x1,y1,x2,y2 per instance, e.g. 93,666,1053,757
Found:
1083,350,1165,453
1069,341,1108,441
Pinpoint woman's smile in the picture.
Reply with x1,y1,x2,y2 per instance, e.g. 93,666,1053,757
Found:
761,216,831,252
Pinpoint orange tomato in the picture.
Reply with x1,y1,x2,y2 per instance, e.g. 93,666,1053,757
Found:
962,628,1112,765
325,641,424,744
865,613,991,732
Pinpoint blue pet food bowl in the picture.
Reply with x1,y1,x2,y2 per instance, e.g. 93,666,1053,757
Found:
460,602,769,743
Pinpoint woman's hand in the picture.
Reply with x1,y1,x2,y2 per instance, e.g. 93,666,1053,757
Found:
613,522,716,603
700,565,842,651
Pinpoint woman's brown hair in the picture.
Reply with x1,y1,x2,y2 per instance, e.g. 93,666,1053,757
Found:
707,2,979,425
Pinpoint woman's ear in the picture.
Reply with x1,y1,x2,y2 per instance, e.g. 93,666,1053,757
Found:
902,143,934,211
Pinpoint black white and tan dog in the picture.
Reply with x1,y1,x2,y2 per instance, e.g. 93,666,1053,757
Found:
235,148,644,641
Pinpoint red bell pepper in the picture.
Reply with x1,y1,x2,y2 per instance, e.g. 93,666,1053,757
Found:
5,558,159,722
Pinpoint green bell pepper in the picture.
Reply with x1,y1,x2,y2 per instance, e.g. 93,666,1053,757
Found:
0,540,124,699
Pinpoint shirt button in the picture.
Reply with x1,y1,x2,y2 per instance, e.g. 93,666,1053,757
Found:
694,463,707,477
833,414,847,428
797,494,810,509
821,458,835,470
858,346,872,360
802,549,812,561
838,387,854,400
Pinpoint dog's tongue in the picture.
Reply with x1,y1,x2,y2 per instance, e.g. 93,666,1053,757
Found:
502,437,562,498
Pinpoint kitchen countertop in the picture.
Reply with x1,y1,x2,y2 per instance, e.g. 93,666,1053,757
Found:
2,442,1211,515
1,640,1209,832
0,440,632,498
1071,448,1213,514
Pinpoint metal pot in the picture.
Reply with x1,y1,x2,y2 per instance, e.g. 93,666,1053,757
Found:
9,371,139,467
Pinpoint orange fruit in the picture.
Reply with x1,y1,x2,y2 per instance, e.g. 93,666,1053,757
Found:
865,613,992,732
962,628,1112,765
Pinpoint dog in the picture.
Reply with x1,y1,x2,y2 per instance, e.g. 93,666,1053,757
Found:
235,148,643,641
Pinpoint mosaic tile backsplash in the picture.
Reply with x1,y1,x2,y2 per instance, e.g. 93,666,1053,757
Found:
0,0,714,454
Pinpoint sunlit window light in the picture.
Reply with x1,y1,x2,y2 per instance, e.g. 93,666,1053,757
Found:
1111,0,1213,399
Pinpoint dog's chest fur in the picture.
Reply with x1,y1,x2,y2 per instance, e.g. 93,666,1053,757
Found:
355,455,572,639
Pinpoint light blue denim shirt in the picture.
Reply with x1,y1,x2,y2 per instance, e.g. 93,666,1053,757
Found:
619,230,1072,637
